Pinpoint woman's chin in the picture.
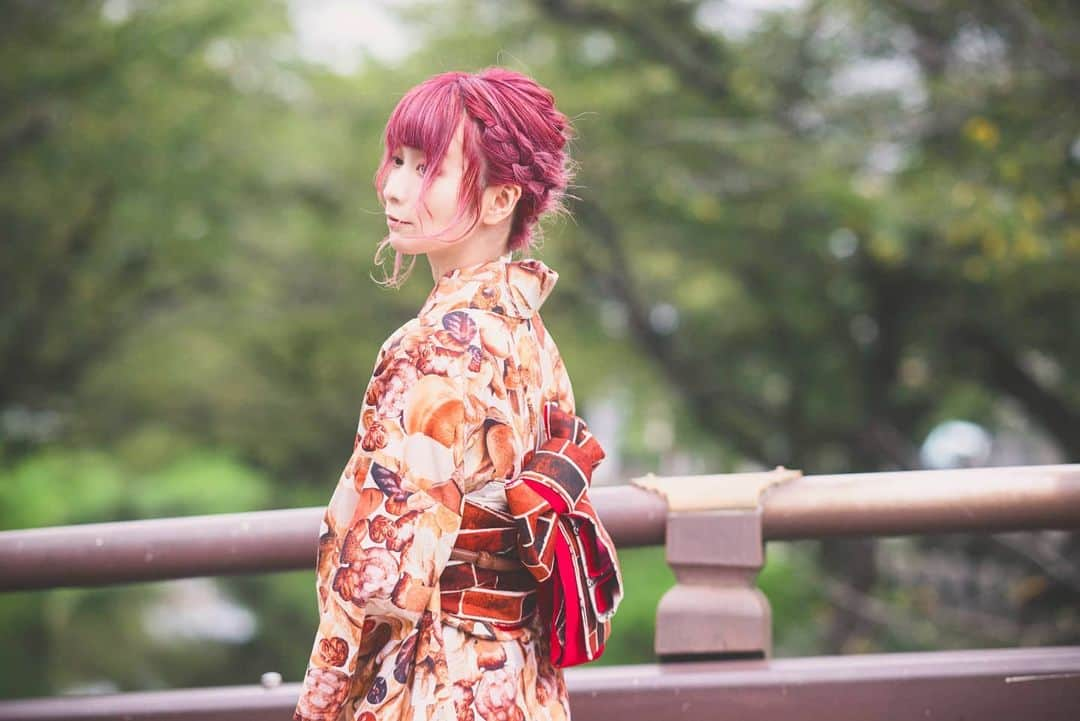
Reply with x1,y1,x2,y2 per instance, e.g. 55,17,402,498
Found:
387,233,426,255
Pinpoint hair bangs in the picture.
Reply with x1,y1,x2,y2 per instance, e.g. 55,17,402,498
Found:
377,76,464,191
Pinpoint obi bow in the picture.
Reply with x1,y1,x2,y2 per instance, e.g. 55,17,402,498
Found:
505,401,624,667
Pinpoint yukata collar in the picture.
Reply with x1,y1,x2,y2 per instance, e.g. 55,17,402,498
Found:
420,251,560,319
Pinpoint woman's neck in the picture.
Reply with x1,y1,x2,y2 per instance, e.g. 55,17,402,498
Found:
427,229,512,282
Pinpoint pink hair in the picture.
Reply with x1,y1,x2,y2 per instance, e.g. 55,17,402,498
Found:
372,68,575,287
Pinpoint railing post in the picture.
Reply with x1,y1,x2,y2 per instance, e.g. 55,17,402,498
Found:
631,467,801,661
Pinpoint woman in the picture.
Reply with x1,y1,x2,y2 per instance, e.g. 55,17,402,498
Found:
293,68,622,721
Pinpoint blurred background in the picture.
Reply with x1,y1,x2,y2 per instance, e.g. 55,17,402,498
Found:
2,0,1078,699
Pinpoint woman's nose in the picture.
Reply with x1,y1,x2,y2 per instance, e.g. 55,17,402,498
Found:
383,167,407,206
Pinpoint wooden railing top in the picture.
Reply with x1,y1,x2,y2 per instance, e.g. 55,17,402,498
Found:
1,463,1078,592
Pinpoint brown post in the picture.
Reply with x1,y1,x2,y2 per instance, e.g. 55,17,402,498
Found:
631,468,801,661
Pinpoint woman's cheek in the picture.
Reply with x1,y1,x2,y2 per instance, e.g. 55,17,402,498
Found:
426,189,458,228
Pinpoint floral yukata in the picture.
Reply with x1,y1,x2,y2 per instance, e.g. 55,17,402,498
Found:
294,252,580,721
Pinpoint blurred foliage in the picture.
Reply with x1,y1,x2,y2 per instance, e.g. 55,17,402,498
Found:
1,0,1078,700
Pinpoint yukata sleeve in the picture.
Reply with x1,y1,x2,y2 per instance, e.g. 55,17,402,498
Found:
543,324,576,417
293,311,484,721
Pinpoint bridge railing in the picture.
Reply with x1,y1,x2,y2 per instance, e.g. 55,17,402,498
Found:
1,463,1079,720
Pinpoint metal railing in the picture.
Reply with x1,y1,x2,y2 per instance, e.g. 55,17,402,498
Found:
2,463,1079,719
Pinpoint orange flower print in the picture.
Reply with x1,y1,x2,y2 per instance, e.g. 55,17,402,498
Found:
318,636,349,667
368,511,419,552
368,515,392,543
293,666,350,721
400,332,433,360
360,417,388,452
390,512,420,552
338,522,368,564
369,357,420,417
475,667,523,721
332,547,398,605
452,680,477,721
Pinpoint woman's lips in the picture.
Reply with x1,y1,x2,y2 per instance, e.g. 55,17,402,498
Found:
386,215,411,230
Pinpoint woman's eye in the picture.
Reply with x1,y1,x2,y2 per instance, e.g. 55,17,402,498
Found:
417,163,427,175
391,155,403,167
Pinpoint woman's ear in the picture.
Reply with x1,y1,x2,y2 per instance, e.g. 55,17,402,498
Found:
482,183,523,225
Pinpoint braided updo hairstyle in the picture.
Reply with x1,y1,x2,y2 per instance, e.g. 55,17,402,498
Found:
373,68,575,287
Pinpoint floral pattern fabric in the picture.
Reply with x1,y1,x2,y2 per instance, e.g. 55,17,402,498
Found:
294,252,577,721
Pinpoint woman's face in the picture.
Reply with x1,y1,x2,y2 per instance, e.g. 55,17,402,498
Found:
381,121,473,254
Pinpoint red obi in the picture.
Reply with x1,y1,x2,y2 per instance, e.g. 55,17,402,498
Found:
439,497,539,628
505,402,624,667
